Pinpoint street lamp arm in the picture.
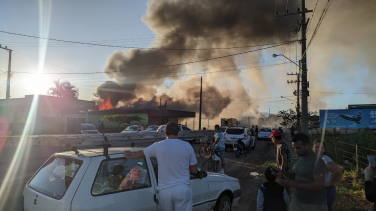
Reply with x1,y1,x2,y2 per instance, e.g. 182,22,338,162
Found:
273,54,300,68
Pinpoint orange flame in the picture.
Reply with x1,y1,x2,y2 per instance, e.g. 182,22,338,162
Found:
99,96,113,111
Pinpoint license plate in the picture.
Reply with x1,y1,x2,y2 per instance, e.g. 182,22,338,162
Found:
231,137,237,139
233,147,237,151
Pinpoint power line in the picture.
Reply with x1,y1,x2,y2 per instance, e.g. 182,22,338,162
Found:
307,0,319,30
302,0,334,59
0,30,297,51
13,41,298,75
311,91,376,95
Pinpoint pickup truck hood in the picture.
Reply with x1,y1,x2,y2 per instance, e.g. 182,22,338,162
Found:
206,172,239,183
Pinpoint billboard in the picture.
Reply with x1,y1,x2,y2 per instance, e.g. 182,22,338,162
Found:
319,109,376,129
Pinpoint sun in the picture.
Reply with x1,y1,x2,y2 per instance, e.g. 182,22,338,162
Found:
23,73,52,95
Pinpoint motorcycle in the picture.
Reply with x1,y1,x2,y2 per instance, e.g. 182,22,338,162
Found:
233,138,249,158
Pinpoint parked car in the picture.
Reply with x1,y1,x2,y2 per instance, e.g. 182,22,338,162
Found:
121,125,144,133
77,123,100,134
23,147,241,211
258,127,273,140
157,124,200,144
223,127,256,151
143,125,159,132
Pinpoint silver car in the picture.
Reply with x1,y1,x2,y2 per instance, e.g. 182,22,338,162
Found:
223,127,255,150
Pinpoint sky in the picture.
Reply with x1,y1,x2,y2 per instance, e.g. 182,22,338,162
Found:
0,0,375,118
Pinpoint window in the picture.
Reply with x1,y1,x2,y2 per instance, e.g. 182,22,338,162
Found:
150,157,158,184
182,126,192,131
225,128,244,135
91,158,151,196
81,124,96,130
260,128,272,132
28,157,83,199
125,126,138,131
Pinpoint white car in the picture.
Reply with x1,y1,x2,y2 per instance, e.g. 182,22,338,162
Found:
223,127,256,150
258,127,273,140
23,147,241,211
121,125,144,133
157,124,200,144
78,123,100,134
143,125,159,132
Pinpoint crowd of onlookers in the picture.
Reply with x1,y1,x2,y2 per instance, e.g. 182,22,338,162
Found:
257,129,376,211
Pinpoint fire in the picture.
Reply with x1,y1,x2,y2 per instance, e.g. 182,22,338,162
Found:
99,97,113,111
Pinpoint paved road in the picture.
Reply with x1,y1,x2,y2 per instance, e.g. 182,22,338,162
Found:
0,139,269,211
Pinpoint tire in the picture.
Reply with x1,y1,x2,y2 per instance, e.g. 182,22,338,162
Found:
199,145,205,158
215,194,232,211
202,160,215,172
235,148,240,158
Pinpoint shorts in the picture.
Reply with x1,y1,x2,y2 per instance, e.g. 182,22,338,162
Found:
290,195,328,211
211,146,225,157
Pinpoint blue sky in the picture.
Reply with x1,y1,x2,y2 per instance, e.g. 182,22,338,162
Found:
0,0,375,116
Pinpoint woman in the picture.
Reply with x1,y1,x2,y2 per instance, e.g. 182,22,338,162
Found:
312,140,342,211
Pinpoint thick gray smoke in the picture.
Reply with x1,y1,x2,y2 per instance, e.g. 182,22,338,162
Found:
94,0,303,118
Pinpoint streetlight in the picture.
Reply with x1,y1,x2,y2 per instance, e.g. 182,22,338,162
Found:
273,54,300,68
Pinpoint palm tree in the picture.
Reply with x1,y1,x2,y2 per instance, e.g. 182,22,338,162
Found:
48,79,79,99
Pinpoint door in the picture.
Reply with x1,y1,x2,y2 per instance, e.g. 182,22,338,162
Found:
72,156,157,211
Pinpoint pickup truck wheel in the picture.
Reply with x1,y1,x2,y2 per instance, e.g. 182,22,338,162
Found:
215,194,232,211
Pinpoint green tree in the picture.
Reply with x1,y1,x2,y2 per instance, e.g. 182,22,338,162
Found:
48,79,79,99
278,109,318,127
102,115,143,128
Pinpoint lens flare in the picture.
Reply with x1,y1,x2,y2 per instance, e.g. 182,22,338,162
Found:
0,1,52,209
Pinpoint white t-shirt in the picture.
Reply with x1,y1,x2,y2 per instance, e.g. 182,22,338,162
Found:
321,155,333,183
143,139,197,190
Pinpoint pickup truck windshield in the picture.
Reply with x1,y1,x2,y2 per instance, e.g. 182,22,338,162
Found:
28,156,83,199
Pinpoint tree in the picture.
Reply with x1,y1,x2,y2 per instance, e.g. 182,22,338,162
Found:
48,79,79,99
278,109,318,128
102,115,143,128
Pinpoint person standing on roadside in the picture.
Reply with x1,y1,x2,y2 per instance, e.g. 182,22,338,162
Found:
210,124,226,174
290,125,295,138
278,133,327,211
312,140,342,211
255,125,259,141
270,129,291,173
123,122,198,211
364,164,376,210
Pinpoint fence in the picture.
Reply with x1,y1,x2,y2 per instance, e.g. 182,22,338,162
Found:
309,129,376,210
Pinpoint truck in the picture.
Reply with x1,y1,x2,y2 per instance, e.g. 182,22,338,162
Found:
221,118,239,127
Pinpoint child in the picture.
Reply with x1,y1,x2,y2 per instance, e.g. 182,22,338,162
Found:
257,167,289,211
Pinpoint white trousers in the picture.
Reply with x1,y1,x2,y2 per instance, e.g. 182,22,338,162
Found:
159,184,193,211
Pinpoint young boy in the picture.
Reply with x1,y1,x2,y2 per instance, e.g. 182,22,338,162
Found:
257,167,289,211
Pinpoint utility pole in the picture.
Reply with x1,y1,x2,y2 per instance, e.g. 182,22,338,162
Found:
301,0,310,134
287,73,301,131
159,98,162,125
0,45,12,99
199,77,202,130
276,0,312,134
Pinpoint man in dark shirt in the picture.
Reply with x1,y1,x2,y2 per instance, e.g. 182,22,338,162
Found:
278,133,327,211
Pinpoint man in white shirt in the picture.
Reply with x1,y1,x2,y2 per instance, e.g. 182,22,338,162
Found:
123,122,198,211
